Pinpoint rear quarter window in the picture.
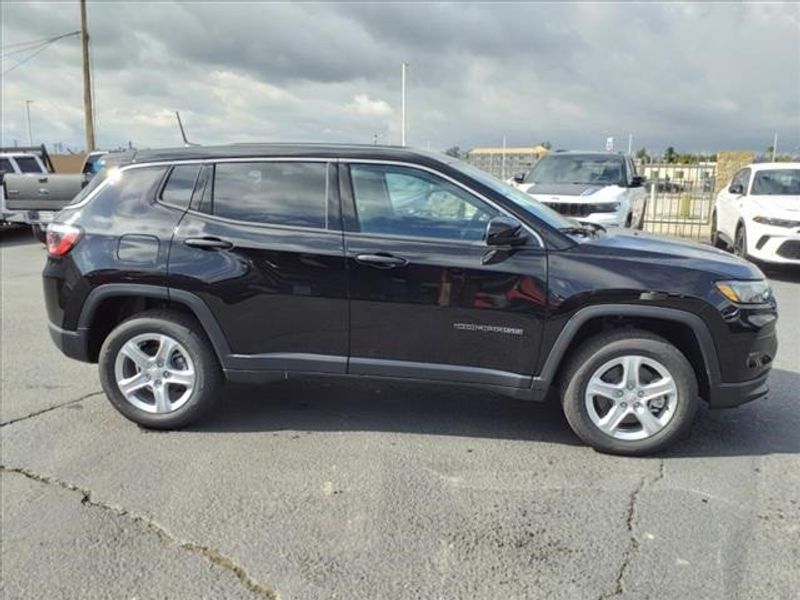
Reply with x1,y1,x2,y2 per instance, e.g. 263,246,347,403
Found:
0,158,14,174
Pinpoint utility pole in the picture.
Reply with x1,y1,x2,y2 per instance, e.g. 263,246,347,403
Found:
772,132,778,162
80,0,96,151
627,133,633,156
501,135,507,180
401,62,408,146
25,100,34,145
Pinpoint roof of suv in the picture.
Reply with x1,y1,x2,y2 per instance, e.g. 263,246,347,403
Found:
122,143,452,166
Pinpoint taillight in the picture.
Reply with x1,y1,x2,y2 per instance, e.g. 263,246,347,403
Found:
46,223,82,257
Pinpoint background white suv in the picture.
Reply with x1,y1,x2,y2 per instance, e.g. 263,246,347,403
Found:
713,163,800,265
510,152,647,229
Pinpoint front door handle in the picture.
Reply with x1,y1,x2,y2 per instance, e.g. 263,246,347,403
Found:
184,237,233,250
354,253,408,268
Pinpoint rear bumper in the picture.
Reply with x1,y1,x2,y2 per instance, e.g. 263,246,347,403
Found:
48,322,91,362
707,370,770,409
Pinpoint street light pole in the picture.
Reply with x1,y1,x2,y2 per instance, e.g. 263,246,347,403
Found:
80,0,96,151
25,100,34,145
401,62,408,146
772,132,778,162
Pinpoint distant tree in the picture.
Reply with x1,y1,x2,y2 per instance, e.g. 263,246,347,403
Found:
664,146,676,164
635,147,650,162
539,141,552,150
444,146,462,158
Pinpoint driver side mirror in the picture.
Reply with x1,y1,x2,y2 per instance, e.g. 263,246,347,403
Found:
630,175,645,188
486,216,527,246
512,171,526,184
729,183,744,195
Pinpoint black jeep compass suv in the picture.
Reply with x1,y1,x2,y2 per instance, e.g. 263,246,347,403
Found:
42,144,778,455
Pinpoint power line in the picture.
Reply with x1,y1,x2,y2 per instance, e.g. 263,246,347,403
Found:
0,30,79,53
1,31,79,76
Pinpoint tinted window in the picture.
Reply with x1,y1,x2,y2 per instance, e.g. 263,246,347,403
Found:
0,158,13,173
14,156,44,173
72,166,167,210
350,164,497,241
211,162,327,228
161,164,201,209
730,168,750,193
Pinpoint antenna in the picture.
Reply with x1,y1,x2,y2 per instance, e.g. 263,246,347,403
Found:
175,111,200,147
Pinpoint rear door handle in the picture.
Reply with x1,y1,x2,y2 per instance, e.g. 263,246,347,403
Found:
184,237,233,250
354,253,408,268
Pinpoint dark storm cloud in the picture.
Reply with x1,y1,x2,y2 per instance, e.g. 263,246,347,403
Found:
1,1,798,154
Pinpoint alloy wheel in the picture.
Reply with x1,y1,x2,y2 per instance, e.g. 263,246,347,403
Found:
113,333,196,414
585,355,678,441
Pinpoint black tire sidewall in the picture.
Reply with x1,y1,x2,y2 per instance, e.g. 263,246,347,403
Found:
98,314,219,429
562,336,698,455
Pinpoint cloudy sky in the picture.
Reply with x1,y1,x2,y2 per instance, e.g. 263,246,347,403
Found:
2,1,798,155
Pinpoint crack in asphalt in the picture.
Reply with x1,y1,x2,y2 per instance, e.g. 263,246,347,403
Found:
0,466,278,600
0,391,105,427
600,459,666,600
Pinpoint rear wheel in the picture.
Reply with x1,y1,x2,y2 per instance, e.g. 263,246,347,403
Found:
32,224,46,243
710,212,725,248
98,310,222,429
560,329,699,455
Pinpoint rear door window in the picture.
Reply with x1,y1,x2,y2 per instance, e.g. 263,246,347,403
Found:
0,158,13,173
13,156,44,173
160,164,202,209
209,161,328,229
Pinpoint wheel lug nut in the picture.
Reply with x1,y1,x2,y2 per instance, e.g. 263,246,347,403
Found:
157,360,164,368
144,373,151,380
637,391,644,398
620,402,627,408
615,391,623,398
155,380,162,386
634,402,641,409
163,371,170,378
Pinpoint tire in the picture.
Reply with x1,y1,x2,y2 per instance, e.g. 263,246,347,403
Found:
636,201,647,230
625,213,633,228
98,309,223,429
32,224,46,243
734,223,748,259
710,212,726,249
559,329,699,456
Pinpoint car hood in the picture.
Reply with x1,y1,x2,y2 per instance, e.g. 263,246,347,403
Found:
748,195,800,216
519,182,624,203
574,229,763,279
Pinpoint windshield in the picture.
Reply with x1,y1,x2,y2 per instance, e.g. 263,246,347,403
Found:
751,169,800,196
526,155,625,186
449,160,574,229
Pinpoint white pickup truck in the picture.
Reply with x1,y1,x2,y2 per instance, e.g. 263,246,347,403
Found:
1,146,107,240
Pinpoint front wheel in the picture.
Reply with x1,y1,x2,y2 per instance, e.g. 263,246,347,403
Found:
734,224,748,259
560,329,699,455
98,310,222,429
710,212,725,249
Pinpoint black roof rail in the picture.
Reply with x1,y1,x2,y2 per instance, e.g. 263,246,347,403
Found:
0,144,55,173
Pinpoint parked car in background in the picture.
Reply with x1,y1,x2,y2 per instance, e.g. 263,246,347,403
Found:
712,162,800,265
43,144,777,456
510,151,647,229
1,146,109,240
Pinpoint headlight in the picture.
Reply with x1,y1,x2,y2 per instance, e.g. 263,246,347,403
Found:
715,280,772,304
753,216,800,228
592,202,621,213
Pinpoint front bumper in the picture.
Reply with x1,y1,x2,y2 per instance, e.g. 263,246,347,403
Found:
707,370,770,409
746,223,800,264
48,322,92,362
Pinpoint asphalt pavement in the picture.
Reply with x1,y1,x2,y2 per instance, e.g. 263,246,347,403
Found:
1,226,798,600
